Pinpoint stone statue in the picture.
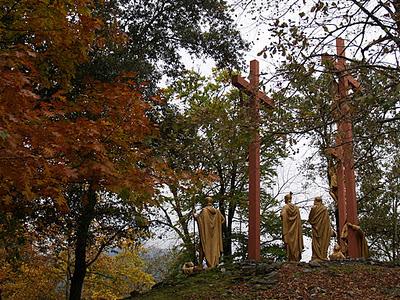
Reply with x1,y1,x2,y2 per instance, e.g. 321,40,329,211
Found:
280,192,304,262
329,243,345,260
308,196,332,261
194,197,225,268
340,223,369,258
327,159,338,204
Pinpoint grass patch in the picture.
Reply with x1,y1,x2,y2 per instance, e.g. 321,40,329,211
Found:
138,268,236,300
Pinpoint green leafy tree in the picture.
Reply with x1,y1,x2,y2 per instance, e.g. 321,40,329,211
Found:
152,70,286,261
82,0,248,88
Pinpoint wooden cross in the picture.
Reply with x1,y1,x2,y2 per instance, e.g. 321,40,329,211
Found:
322,38,362,258
232,60,274,261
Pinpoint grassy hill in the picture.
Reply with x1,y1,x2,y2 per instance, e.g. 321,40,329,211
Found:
129,260,400,300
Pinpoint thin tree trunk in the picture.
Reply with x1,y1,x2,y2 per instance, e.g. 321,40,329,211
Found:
225,204,236,261
69,185,97,300
219,197,232,258
394,0,400,35
222,224,232,258
65,249,71,300
393,194,399,261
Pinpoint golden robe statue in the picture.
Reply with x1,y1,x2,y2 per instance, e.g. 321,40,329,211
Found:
281,192,304,262
195,197,225,268
340,223,369,258
308,196,332,261
329,243,345,260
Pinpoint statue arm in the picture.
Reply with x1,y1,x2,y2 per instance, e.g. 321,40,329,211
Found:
281,208,287,242
308,206,315,224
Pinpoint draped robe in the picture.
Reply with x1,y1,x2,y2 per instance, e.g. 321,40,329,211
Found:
196,206,225,268
308,201,332,260
281,203,304,262
341,223,369,258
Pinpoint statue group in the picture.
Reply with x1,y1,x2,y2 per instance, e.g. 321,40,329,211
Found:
281,192,336,262
193,193,362,270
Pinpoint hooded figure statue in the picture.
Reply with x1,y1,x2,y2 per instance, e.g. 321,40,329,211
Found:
308,196,332,261
195,197,225,268
280,192,304,262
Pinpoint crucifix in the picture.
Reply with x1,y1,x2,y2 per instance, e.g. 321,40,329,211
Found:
232,60,274,261
322,38,362,258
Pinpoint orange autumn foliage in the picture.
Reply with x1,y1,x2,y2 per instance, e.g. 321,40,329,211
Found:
0,238,65,299
1,2,159,297
0,240,154,299
0,0,156,211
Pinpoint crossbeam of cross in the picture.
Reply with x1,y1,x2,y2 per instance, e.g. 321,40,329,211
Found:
232,59,274,261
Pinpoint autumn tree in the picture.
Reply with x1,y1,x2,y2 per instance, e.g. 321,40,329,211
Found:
0,1,155,298
0,0,247,209
81,246,155,299
0,242,65,299
0,237,154,299
1,0,249,298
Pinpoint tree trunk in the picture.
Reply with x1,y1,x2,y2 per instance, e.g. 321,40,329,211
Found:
225,204,237,261
65,250,71,300
69,185,97,300
222,222,232,258
218,197,231,258
393,194,399,261
394,0,400,35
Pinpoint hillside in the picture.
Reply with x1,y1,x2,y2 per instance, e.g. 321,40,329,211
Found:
130,260,400,300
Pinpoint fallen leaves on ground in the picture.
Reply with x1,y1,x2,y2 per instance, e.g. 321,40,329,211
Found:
136,261,400,300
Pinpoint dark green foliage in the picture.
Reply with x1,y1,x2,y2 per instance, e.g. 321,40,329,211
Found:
150,70,287,262
83,0,248,87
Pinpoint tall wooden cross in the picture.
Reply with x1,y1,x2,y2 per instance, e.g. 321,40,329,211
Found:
232,60,274,261
322,38,362,258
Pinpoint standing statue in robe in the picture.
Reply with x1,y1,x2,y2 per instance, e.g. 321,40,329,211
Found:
340,223,369,258
194,197,225,268
280,192,304,262
308,196,332,261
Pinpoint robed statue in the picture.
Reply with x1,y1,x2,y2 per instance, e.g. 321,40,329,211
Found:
308,196,332,261
194,197,225,268
341,223,369,258
280,192,304,262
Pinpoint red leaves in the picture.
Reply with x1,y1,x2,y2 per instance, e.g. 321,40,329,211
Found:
0,72,156,209
0,1,157,212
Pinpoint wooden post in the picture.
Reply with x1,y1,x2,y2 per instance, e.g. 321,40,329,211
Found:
232,60,274,261
323,38,361,258
336,38,360,258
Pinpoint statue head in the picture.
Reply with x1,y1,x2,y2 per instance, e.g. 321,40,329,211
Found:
205,196,213,206
334,243,341,252
284,192,293,204
314,196,322,204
